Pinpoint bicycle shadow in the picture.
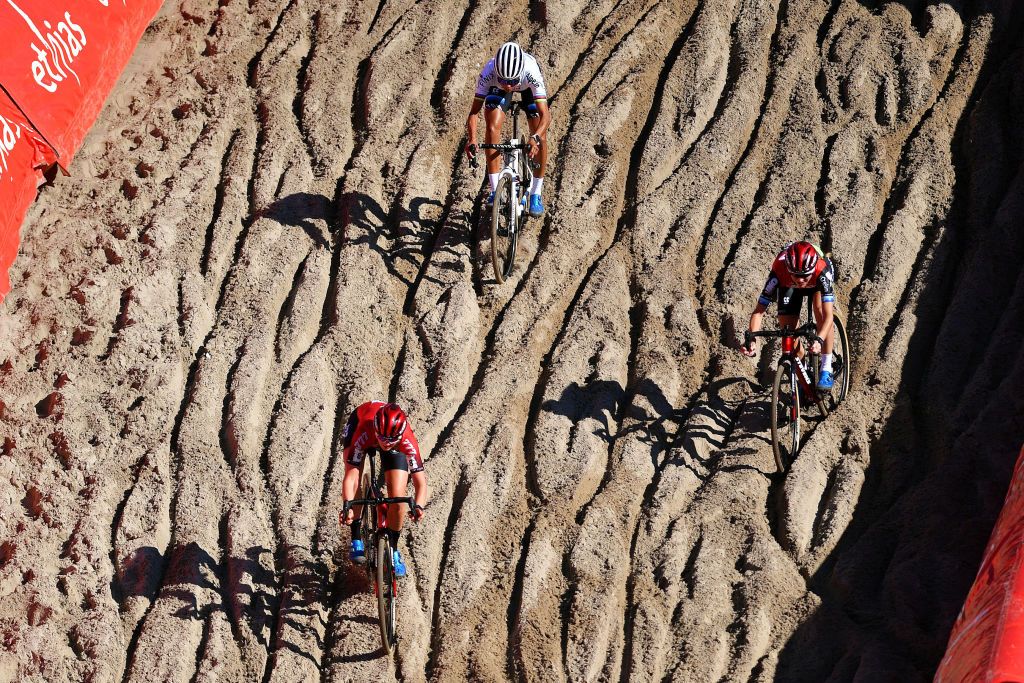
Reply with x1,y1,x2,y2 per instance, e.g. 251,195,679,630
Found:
322,560,390,665
113,540,334,668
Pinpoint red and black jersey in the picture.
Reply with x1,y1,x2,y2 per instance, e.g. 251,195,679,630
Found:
757,245,835,308
342,401,424,473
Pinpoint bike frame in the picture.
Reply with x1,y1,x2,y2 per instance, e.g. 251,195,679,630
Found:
484,102,531,215
779,332,823,410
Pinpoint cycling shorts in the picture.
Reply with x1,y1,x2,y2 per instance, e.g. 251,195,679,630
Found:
483,87,541,118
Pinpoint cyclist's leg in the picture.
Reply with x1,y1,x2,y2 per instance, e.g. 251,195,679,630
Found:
341,461,365,560
777,286,802,339
811,291,835,354
483,92,509,178
381,452,410,534
381,455,410,576
778,289,802,359
777,314,799,333
342,461,362,517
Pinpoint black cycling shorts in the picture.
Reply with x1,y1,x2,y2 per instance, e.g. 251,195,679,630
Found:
483,87,541,118
776,287,820,317
380,448,409,472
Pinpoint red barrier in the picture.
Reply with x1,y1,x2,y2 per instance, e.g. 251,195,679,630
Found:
0,0,162,301
0,0,163,168
936,446,1024,682
0,89,55,299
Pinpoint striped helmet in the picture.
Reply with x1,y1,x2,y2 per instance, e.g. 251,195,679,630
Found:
784,241,819,277
373,403,408,448
495,42,525,83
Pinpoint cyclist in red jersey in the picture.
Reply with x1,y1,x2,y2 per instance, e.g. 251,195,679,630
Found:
339,401,429,577
741,241,837,390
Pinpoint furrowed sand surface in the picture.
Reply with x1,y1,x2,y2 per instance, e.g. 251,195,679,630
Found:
1,1,1023,681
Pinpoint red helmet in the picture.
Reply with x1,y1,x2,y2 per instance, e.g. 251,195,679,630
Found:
784,241,819,277
373,403,407,448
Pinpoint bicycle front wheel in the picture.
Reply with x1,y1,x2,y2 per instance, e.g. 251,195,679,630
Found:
376,534,398,654
770,359,801,472
359,468,375,580
490,174,518,283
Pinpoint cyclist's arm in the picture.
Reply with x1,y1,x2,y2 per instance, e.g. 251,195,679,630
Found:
466,96,484,149
532,98,551,138
749,269,778,335
411,469,429,512
748,302,768,334
813,260,836,344
742,270,775,354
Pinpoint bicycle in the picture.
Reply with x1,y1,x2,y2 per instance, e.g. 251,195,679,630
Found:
341,448,416,655
469,99,535,283
744,300,851,472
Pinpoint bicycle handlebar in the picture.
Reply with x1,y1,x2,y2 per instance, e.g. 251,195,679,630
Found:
477,142,530,150
343,496,416,513
468,141,533,170
744,323,823,348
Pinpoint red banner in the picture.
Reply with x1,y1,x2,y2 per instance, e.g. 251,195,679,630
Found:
0,89,54,299
936,447,1024,682
0,0,163,168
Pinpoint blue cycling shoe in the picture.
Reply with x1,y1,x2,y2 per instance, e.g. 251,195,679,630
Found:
817,370,834,391
528,194,544,217
393,549,407,578
486,190,495,207
350,539,366,564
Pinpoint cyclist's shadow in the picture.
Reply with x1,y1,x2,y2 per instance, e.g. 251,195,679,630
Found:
256,192,333,249
540,378,625,443
540,377,687,460
340,191,444,287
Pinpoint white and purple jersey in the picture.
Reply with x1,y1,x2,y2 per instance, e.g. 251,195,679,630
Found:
474,53,547,101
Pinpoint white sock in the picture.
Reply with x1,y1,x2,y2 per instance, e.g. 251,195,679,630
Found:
489,173,499,192
530,177,543,196
820,353,833,373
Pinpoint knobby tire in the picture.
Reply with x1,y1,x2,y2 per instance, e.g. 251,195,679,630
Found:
832,316,851,404
358,468,375,580
376,534,397,654
490,174,518,283
771,360,800,473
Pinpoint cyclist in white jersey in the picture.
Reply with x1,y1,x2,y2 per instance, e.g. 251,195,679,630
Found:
465,41,551,217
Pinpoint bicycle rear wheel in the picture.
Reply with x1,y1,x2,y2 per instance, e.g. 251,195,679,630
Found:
490,174,518,283
770,359,801,472
831,315,851,405
376,534,398,654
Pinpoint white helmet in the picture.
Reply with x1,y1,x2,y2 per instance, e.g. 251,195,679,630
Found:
495,42,525,82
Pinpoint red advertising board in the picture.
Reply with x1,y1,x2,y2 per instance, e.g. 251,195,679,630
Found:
0,88,54,299
0,0,164,168
936,447,1024,682
0,0,162,301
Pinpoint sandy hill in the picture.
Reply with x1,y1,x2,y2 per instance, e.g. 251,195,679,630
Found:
1,0,1023,681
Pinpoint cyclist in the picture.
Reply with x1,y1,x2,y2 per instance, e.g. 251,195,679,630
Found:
339,401,428,577
464,41,551,217
740,241,837,390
